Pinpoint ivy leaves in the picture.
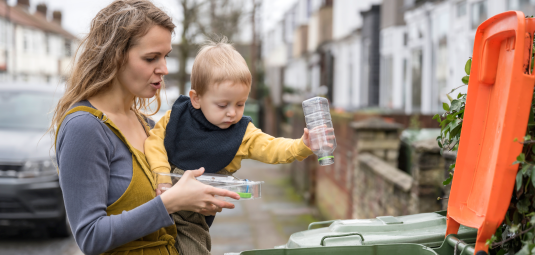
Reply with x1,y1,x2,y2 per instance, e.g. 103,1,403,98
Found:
434,58,470,156
513,135,535,193
434,90,466,154
462,58,471,85
434,58,471,186
436,54,535,254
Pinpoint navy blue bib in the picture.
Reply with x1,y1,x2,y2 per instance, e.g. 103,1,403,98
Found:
164,95,251,173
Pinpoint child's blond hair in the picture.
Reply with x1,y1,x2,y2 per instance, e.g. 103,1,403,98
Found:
191,37,252,95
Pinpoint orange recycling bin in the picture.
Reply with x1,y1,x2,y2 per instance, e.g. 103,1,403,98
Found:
445,11,535,253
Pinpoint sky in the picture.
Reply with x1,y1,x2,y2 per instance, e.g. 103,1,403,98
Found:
7,0,182,41
5,0,294,43
261,0,295,34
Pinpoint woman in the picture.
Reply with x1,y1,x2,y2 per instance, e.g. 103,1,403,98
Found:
50,1,239,254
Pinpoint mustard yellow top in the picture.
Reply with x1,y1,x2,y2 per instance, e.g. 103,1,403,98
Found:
145,110,314,175
56,106,178,255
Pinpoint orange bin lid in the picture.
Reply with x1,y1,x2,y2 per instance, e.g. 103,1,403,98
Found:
445,11,535,252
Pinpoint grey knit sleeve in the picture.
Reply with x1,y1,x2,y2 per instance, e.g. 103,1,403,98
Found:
56,113,173,255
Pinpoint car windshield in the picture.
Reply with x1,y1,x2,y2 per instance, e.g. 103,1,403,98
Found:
0,90,60,130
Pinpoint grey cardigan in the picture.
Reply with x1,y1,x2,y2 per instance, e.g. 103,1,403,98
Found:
56,102,173,255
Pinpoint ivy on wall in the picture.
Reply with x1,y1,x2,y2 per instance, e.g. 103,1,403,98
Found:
435,53,535,254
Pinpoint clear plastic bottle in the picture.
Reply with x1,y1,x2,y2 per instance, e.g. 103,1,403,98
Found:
302,97,337,166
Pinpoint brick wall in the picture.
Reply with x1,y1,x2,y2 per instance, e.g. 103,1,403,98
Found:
315,111,355,218
411,139,446,213
353,153,417,218
281,104,447,220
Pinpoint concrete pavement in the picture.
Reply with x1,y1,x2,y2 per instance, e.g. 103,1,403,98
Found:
211,160,317,254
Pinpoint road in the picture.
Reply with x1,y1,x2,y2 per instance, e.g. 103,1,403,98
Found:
0,160,317,255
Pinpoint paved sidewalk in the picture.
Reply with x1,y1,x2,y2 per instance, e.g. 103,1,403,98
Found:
210,160,318,255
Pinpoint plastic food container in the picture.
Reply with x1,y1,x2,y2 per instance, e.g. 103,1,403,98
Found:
154,172,263,201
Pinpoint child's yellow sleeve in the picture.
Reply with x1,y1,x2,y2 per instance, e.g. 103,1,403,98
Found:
145,110,172,182
241,122,314,164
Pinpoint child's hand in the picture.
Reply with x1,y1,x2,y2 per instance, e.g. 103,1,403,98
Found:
302,128,311,148
302,126,336,151
156,183,173,196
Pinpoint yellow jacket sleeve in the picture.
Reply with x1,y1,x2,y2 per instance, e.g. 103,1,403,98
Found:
145,110,172,184
240,122,314,164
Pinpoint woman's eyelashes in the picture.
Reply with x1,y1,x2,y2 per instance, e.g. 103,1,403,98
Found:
145,54,169,63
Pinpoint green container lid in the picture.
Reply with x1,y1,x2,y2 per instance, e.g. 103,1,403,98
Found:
284,211,477,248
234,243,438,255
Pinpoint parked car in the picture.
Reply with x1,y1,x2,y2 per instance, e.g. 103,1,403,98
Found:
0,84,69,237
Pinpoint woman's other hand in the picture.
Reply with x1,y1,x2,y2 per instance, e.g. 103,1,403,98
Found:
155,183,172,196
160,167,240,215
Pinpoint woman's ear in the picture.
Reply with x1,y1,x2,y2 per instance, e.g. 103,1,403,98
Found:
189,90,201,109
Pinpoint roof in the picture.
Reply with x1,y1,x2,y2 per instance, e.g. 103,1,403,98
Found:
0,2,77,40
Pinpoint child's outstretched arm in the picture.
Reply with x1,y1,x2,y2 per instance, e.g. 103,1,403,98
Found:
145,110,173,195
242,123,314,164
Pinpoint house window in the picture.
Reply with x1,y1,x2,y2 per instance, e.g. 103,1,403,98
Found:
64,39,71,57
0,20,3,47
436,37,448,110
471,1,488,30
348,62,353,107
456,1,467,17
23,31,29,52
402,58,407,109
307,0,312,18
380,56,394,108
411,49,422,112
45,34,50,55
507,0,535,14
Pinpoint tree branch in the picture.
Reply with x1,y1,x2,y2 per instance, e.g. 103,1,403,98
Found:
447,84,468,95
491,225,535,249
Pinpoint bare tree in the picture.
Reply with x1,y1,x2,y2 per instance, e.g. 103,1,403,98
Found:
177,0,204,95
176,0,248,95
250,0,261,99
209,0,243,41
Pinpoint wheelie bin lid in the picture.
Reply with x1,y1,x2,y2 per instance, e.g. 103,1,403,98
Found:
445,11,535,253
285,211,476,248
230,244,439,255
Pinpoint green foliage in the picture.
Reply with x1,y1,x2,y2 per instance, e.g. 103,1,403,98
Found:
436,55,535,254
433,58,470,188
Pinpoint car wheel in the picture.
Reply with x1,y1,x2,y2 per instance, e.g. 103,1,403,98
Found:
48,214,71,238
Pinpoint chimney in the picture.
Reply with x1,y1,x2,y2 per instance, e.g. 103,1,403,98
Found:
17,0,30,10
52,10,62,25
36,3,47,17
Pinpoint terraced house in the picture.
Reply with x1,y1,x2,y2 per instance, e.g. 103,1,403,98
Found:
0,0,78,85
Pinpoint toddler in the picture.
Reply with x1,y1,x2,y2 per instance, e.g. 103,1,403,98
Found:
145,38,314,255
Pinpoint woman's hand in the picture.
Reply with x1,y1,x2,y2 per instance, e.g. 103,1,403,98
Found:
159,167,240,215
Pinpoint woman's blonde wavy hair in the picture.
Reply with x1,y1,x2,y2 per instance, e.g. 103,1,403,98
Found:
49,0,175,137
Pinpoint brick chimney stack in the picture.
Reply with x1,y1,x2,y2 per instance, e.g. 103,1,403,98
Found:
52,10,62,25
36,3,48,17
17,0,30,10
